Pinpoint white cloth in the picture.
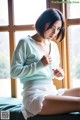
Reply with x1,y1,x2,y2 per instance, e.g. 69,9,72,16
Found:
21,81,66,120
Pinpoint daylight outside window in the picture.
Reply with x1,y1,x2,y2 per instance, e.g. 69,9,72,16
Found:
0,32,11,97
68,26,80,88
67,1,80,88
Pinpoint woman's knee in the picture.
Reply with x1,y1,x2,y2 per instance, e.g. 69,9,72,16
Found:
63,87,80,97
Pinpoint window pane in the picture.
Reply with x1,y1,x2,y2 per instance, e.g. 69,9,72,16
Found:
14,0,46,25
68,25,80,88
15,31,36,45
0,79,11,97
0,32,11,97
15,31,36,98
67,0,80,18
0,0,8,26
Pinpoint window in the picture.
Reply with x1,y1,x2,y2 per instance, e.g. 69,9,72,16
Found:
66,1,80,88
68,26,80,88
0,0,8,25
0,0,46,98
14,0,46,25
0,0,11,97
67,0,80,19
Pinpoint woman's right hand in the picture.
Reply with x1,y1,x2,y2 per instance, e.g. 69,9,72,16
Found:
41,55,52,66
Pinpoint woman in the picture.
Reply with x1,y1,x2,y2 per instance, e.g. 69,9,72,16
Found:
10,8,80,119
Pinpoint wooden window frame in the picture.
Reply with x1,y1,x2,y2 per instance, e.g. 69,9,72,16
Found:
64,3,80,88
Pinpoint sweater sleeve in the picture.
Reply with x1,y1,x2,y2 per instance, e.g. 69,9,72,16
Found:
10,39,44,79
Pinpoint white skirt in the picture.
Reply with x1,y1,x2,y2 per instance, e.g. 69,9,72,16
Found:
21,81,66,120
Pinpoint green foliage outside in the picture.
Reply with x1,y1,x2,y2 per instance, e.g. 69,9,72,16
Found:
0,53,10,78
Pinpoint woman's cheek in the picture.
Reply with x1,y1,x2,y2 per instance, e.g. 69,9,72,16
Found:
44,32,49,38
44,30,51,38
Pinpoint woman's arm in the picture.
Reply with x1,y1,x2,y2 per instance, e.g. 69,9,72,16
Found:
10,39,44,79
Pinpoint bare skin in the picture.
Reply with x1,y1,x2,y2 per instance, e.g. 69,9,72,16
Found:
32,21,80,115
38,88,80,115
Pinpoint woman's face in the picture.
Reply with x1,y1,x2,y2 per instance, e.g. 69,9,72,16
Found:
44,20,62,39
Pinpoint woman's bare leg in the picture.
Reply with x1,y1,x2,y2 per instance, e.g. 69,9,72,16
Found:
38,88,80,115
63,88,80,97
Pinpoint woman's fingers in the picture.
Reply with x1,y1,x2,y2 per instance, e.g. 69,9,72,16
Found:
53,68,64,77
41,55,52,66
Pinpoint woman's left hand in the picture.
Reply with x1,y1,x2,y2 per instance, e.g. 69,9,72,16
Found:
52,67,64,80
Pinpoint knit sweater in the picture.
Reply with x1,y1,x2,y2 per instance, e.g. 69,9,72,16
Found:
10,35,60,85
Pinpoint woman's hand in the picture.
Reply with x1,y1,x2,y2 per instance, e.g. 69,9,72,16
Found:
41,55,52,66
52,67,64,80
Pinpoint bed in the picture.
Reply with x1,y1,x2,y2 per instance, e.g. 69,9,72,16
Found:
0,97,80,120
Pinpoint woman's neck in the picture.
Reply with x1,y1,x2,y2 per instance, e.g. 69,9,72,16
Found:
32,33,46,43
31,33,50,55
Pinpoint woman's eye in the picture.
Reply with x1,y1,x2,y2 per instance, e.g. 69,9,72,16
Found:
50,26,61,31
57,28,61,31
51,26,55,29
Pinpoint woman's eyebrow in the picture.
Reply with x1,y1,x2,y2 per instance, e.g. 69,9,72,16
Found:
52,25,62,28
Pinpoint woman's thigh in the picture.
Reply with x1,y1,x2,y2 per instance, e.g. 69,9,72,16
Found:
38,95,79,115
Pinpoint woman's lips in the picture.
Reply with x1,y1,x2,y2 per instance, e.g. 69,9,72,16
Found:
49,34,54,38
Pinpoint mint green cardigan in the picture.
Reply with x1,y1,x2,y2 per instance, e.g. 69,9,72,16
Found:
10,36,60,85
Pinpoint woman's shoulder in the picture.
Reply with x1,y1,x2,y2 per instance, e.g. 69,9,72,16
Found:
15,36,32,52
18,35,31,44
17,35,33,49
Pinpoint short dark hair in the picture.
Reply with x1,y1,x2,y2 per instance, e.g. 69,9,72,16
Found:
35,8,65,42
